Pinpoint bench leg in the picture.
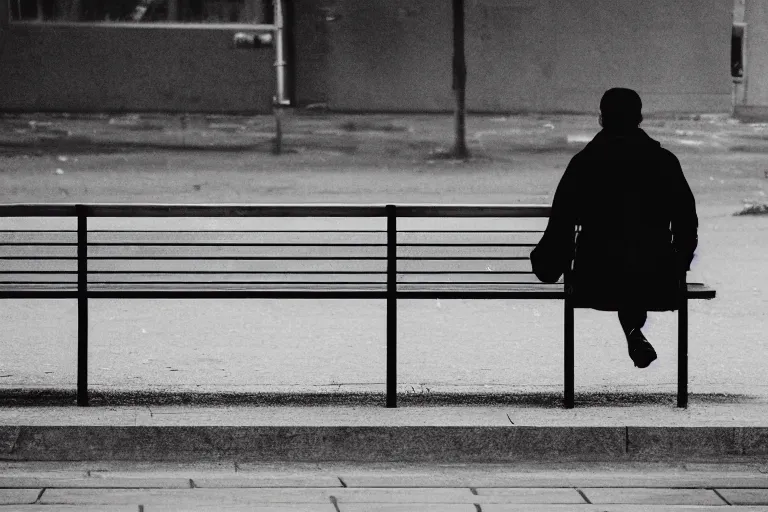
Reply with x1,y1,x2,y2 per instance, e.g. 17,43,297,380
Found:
386,296,397,408
77,295,88,406
678,287,688,409
76,208,89,407
564,299,574,409
386,204,397,408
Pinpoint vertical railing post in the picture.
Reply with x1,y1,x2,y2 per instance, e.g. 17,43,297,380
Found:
386,204,397,408
564,270,574,409
677,273,688,408
76,204,89,406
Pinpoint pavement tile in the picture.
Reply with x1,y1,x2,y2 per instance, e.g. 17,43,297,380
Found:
482,507,768,512
39,488,334,505
0,476,191,488
5,507,137,511
337,506,475,512
143,507,337,512
581,488,726,505
333,488,477,503
473,487,585,503
0,489,40,505
88,461,236,473
193,475,341,487
718,488,768,505
341,471,768,488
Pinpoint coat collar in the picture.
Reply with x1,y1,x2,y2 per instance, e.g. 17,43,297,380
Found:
588,127,660,149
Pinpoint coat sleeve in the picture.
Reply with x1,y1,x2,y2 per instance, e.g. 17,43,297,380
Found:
530,158,578,283
667,153,698,272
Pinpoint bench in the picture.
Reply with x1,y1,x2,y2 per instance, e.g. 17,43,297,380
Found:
0,203,716,408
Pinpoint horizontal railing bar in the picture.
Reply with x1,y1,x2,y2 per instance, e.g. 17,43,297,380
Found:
0,281,75,284
398,230,545,233
0,256,76,260
397,291,566,299
81,243,533,247
0,228,542,234
83,204,389,217
85,281,386,285
82,291,389,299
86,243,387,247
0,271,76,274
86,270,384,274
398,257,529,260
0,205,77,217
398,243,536,247
87,230,386,233
399,271,532,274
399,282,557,285
0,203,553,217
0,243,76,246
86,256,387,260
396,205,552,217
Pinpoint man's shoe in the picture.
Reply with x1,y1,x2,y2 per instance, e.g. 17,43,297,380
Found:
627,328,657,368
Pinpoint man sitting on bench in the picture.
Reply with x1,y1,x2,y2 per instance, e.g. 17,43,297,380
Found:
531,87,699,369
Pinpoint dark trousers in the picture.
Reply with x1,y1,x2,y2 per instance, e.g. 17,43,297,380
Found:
618,309,647,338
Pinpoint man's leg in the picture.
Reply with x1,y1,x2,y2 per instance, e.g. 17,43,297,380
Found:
618,309,647,338
618,309,656,368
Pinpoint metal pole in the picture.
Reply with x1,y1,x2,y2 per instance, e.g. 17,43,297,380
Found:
452,0,468,159
273,0,288,106
386,204,397,408
272,0,288,154
76,205,89,407
677,273,688,408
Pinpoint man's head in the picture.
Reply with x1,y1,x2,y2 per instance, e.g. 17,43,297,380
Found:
599,88,643,130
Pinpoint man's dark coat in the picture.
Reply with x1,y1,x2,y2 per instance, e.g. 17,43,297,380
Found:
530,127,698,312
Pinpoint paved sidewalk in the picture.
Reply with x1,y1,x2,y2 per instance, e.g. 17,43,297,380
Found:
1,461,768,510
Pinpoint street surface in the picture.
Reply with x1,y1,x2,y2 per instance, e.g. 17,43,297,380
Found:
2,461,768,510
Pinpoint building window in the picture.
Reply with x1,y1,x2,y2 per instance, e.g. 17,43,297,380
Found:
9,0,274,23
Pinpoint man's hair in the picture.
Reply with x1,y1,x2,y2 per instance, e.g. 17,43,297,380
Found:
600,88,643,129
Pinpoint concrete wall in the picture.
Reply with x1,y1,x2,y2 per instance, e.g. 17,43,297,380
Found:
0,0,734,114
0,23,275,113
744,0,768,107
293,0,734,114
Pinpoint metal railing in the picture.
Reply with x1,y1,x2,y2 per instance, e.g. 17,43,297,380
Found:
0,203,715,408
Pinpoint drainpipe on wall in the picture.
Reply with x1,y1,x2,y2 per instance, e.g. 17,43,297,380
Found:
272,0,289,154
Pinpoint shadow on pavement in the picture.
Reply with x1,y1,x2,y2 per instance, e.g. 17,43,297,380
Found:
0,388,757,408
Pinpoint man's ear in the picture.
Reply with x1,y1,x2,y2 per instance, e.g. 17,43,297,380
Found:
598,114,603,127
638,113,643,126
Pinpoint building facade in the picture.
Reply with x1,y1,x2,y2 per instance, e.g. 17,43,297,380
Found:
735,0,768,118
0,0,738,114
